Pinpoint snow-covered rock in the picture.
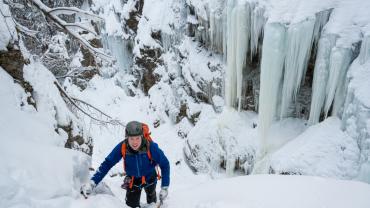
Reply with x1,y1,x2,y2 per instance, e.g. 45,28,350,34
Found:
184,108,258,175
266,117,360,179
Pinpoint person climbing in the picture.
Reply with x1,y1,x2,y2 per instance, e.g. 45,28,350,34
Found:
80,121,170,207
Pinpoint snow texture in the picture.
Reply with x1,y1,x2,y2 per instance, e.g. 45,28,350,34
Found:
0,0,17,50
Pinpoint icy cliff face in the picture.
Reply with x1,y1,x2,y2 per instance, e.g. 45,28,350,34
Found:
182,0,370,178
342,33,370,183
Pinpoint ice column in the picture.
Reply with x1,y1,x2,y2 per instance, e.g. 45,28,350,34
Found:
102,35,133,71
258,23,287,150
359,34,370,65
324,47,353,117
280,18,316,118
250,4,266,59
225,1,250,110
308,34,337,124
209,8,224,53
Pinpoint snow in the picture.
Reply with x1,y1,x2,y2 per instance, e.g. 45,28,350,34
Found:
184,107,258,175
2,0,370,207
267,117,360,179
0,66,91,207
169,174,370,208
0,0,17,51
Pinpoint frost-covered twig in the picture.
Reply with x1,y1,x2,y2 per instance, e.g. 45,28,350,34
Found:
14,20,38,38
29,0,112,61
64,23,97,36
54,81,124,127
49,7,103,21
55,66,91,79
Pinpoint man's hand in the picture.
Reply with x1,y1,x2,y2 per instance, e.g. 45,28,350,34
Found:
159,186,168,201
80,180,96,198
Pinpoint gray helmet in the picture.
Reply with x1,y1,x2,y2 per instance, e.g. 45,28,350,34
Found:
125,121,143,137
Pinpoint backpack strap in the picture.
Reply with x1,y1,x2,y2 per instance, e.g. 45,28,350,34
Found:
121,142,127,172
142,123,153,142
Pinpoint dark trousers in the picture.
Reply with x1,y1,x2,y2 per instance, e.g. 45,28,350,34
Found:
125,175,157,208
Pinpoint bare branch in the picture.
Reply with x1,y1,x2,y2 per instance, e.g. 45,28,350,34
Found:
48,7,103,22
13,19,38,38
54,81,125,127
64,23,97,36
29,0,113,61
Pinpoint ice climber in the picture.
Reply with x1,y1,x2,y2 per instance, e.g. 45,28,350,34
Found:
81,121,170,207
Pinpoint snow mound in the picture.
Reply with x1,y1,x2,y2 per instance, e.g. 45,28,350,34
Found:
184,107,258,175
267,117,360,179
169,174,370,208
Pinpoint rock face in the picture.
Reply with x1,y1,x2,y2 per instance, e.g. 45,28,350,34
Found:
2,0,94,156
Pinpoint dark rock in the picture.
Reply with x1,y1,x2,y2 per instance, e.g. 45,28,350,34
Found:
151,30,162,41
176,104,187,123
0,47,25,81
59,123,93,156
125,0,144,33
81,47,97,67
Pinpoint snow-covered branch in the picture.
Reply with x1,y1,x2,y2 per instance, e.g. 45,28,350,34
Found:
54,81,125,127
48,7,103,21
14,20,38,38
64,23,97,36
29,0,112,61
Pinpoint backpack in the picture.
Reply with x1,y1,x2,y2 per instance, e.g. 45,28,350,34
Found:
121,123,161,188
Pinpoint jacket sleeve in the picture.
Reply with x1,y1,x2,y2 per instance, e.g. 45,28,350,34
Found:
91,141,123,185
150,142,170,187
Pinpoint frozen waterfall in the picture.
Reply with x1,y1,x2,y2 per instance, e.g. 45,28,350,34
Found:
225,2,250,110
258,23,287,150
224,0,266,110
280,18,316,118
102,35,133,71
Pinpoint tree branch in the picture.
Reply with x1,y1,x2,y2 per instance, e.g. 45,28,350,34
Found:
29,0,113,61
64,23,97,36
48,7,103,21
54,81,124,127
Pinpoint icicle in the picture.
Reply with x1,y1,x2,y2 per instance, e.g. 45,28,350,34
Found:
280,18,316,118
308,34,337,124
258,23,287,151
359,34,370,64
250,4,266,59
209,8,224,53
102,35,133,71
224,0,236,62
312,10,332,50
225,155,235,176
225,1,250,110
236,3,250,111
324,47,353,117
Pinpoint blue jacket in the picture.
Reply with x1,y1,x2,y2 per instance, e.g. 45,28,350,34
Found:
91,140,170,187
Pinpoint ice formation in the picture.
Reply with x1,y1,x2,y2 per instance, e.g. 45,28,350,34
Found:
225,2,250,110
280,18,316,118
258,23,287,150
102,35,133,71
308,34,337,124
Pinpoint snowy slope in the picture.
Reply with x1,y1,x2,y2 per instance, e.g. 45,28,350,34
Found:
0,66,92,208
169,174,370,208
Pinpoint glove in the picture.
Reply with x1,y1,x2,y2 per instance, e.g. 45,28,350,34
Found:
159,186,168,201
121,176,132,190
80,180,96,197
